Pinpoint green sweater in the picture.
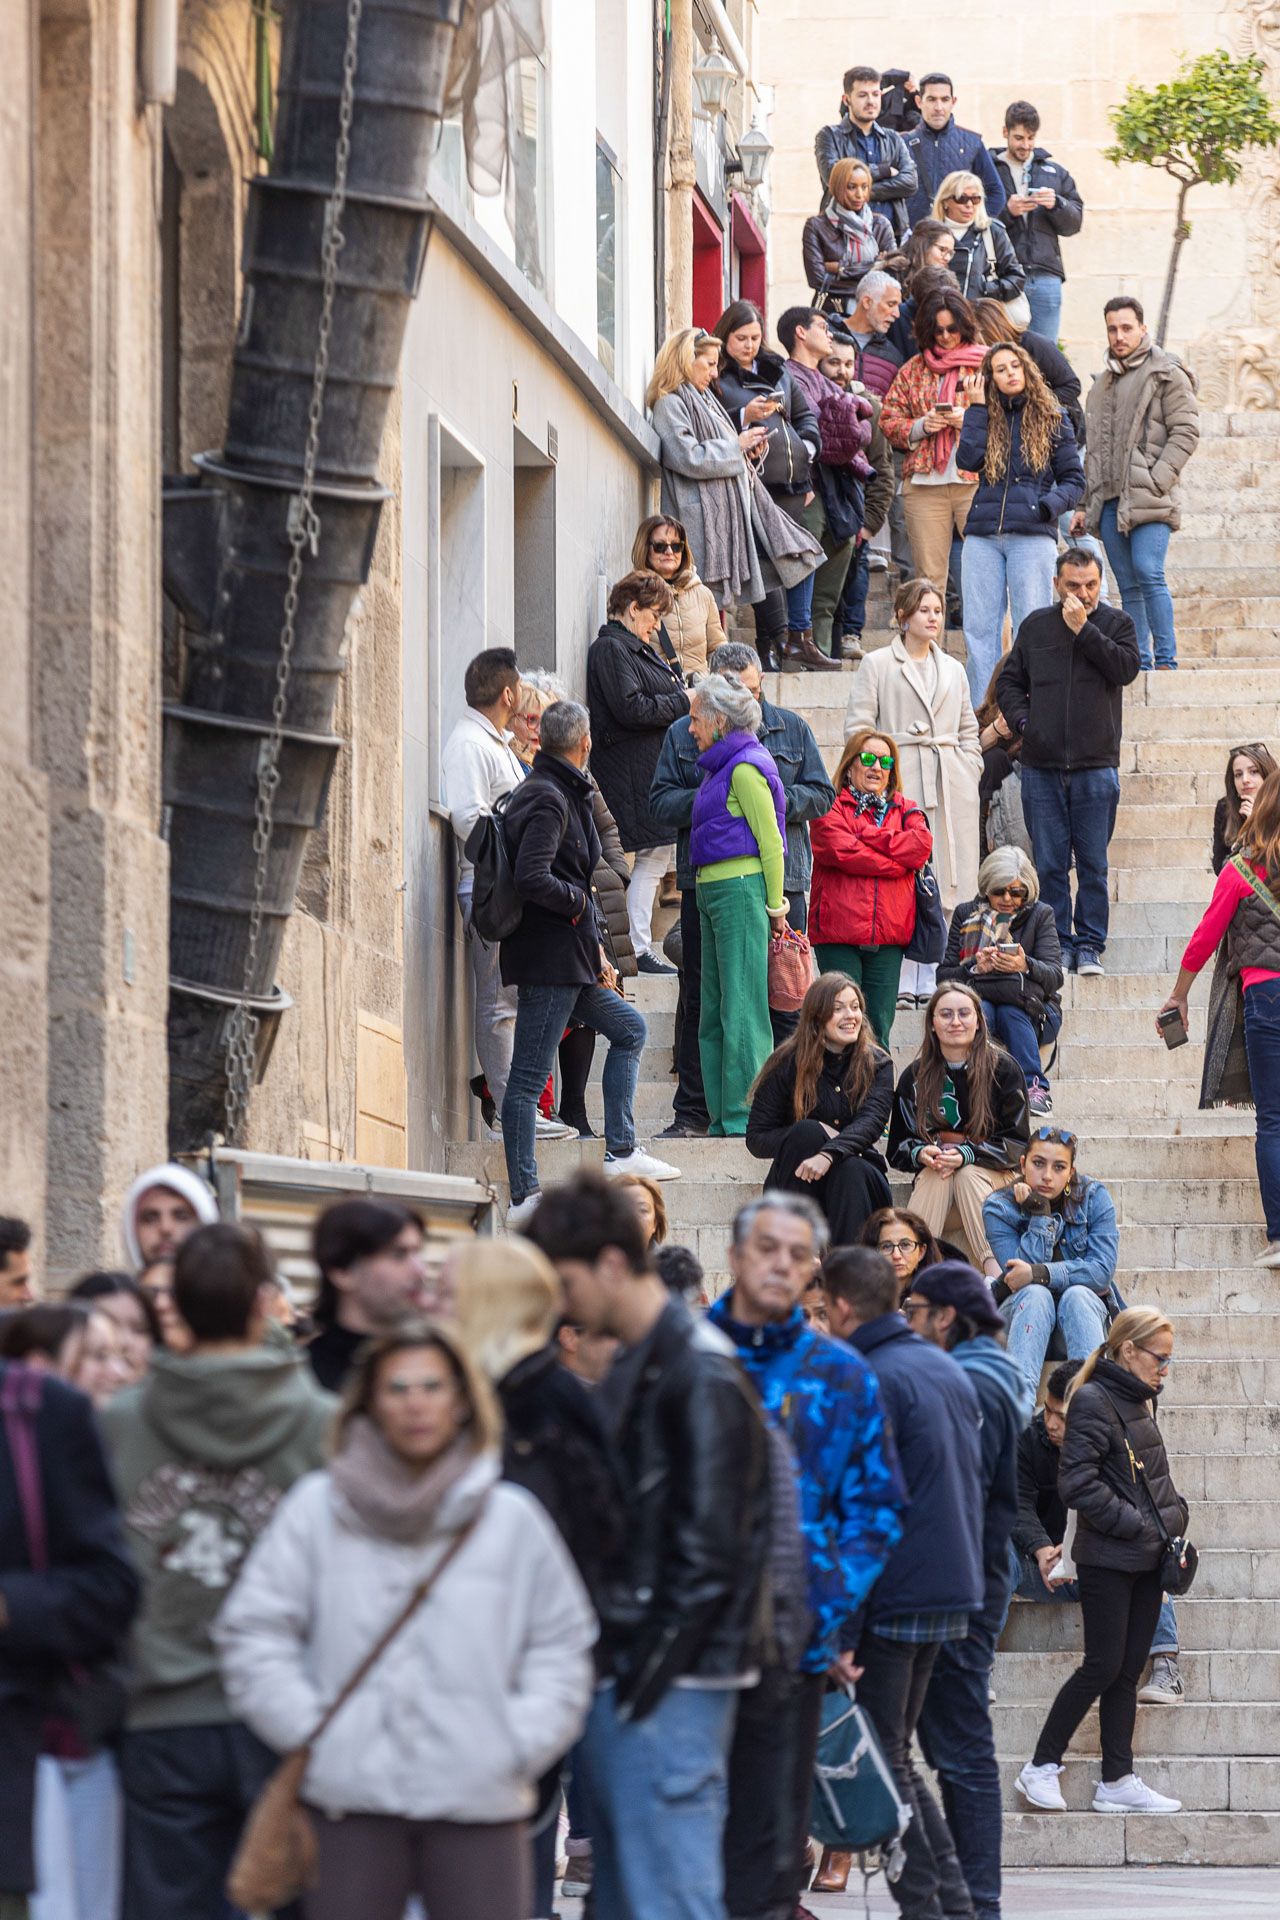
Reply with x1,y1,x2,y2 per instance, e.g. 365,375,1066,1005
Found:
100,1343,336,1729
697,763,787,912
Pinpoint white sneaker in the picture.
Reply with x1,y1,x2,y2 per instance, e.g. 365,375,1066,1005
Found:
506,1192,543,1231
483,1120,503,1141
1137,1654,1185,1704
1092,1773,1181,1814
602,1148,682,1182
536,1115,577,1140
1254,1240,1280,1269
1015,1760,1066,1811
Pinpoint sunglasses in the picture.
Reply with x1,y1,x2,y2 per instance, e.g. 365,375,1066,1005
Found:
990,884,1028,900
951,193,982,206
1031,1126,1078,1147
934,324,961,338
649,540,682,555
858,751,895,770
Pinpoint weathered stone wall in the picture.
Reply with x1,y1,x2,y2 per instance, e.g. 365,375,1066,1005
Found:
761,0,1278,382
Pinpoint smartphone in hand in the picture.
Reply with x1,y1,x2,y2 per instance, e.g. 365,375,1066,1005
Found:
1157,1006,1189,1049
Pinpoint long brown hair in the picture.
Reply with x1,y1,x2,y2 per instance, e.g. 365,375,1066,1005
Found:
1239,765,1280,891
972,297,1022,346
860,1207,942,1268
1223,742,1278,855
632,514,695,591
979,342,1061,481
753,972,887,1109
833,727,903,798
912,982,1007,1146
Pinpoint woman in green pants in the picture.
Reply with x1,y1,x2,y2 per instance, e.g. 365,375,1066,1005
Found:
688,674,790,1134
809,729,934,1047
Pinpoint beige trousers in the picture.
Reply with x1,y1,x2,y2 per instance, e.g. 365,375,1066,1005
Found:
903,481,977,594
909,1163,1013,1267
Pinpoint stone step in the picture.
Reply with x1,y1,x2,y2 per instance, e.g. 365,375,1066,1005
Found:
990,1695,1280,1754
1000,1808,1280,1867
1131,1269,1279,1317
1121,665,1280,707
1164,1318,1280,1362
1158,1405,1280,1456
1123,736,1279,773
1123,705,1280,742
1109,837,1219,869
996,1649,1280,1705
1000,1598,1280,1654
1169,563,1280,596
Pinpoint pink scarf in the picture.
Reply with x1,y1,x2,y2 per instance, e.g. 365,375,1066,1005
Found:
922,342,987,473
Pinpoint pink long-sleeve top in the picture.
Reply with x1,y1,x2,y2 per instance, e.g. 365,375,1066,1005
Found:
1181,858,1280,989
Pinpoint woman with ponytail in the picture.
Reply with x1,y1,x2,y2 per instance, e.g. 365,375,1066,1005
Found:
1016,1306,1188,1818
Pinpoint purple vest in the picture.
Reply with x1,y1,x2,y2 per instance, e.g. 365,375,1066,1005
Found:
690,732,788,869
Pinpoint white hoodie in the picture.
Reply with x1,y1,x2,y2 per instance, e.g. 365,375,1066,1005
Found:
119,1161,220,1271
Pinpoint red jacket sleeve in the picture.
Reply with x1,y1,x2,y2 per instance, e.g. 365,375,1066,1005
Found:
811,798,932,878
1181,862,1251,975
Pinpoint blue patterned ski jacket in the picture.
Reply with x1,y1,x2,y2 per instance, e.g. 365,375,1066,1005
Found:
708,1299,907,1672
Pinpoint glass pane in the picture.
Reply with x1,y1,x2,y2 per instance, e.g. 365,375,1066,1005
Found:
596,143,618,377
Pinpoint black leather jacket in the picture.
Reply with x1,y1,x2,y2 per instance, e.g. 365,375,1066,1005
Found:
596,1299,771,1718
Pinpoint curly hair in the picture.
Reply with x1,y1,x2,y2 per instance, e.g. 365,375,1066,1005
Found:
979,342,1062,483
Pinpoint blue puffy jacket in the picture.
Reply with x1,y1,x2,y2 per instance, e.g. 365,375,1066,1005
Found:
956,398,1084,538
983,1175,1121,1308
707,1300,906,1671
904,117,1006,226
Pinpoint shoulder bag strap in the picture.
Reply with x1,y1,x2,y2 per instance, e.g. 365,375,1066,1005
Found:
1099,1391,1172,1543
304,1505,485,1748
2,1364,49,1572
1230,854,1280,922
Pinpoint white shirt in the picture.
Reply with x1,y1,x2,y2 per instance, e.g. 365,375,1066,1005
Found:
440,708,526,891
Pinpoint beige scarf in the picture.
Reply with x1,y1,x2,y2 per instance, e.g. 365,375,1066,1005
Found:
330,1418,477,1544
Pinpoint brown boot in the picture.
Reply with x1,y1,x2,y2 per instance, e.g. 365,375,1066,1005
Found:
794,627,830,670
813,1846,854,1892
780,630,817,672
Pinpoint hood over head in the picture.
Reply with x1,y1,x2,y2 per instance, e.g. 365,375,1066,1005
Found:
120,1161,220,1270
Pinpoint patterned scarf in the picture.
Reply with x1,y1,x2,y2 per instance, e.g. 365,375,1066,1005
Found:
922,341,988,473
822,200,881,274
850,789,892,825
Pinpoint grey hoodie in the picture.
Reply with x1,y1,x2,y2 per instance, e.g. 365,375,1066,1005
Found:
100,1344,336,1729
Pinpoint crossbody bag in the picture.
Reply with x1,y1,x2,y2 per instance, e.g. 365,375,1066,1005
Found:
1100,1395,1197,1596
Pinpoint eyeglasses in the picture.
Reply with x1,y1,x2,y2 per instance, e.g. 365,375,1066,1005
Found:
880,1239,923,1257
901,1299,930,1321
1031,1125,1078,1146
951,193,982,206
990,884,1028,901
1135,1345,1173,1373
649,540,682,554
935,1006,976,1022
858,751,895,770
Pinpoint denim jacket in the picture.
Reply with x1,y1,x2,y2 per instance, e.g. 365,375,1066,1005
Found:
983,1176,1120,1307
649,702,835,894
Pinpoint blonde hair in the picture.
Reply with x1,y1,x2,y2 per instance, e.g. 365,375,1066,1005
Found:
647,327,718,408
448,1237,561,1383
1065,1305,1174,1409
933,170,990,230
338,1318,503,1453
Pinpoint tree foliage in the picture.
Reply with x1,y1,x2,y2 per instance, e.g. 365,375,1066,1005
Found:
1104,48,1280,189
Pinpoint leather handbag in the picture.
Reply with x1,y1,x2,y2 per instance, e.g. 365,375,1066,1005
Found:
768,923,815,1012
226,1508,484,1911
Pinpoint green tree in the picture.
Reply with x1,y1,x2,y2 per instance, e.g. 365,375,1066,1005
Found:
1105,49,1280,345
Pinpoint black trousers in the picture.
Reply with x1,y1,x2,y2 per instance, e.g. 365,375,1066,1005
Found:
555,1024,597,1130
765,1120,893,1250
1032,1561,1165,1781
119,1721,300,1920
723,1669,826,1920
854,1631,974,1920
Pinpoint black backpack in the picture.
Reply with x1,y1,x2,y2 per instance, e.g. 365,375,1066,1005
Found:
464,794,523,941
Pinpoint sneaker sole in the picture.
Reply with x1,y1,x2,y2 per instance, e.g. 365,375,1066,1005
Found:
1092,1798,1181,1813
1136,1690,1183,1704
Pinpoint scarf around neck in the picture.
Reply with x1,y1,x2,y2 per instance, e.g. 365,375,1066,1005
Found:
922,342,987,472
677,379,754,602
330,1417,478,1544
824,199,880,271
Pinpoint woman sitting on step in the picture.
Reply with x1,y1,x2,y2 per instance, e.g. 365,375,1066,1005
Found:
746,974,894,1246
860,1206,944,1302
1015,1307,1188,1818
983,1126,1121,1397
888,982,1030,1277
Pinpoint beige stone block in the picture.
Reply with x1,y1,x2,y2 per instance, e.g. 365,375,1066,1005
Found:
357,1011,408,1131
355,1114,408,1170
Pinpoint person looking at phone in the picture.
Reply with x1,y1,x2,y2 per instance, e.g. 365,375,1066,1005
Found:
879,288,986,598
938,846,1064,1116
983,1126,1120,1394
1159,766,1280,1269
989,102,1085,344
1011,1359,1185,1704
996,547,1141,978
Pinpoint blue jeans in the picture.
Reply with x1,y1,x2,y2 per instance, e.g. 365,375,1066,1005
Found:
1020,763,1120,957
835,541,871,639
1000,1282,1110,1396
917,1591,1006,1920
579,1681,738,1920
1025,273,1063,343
1244,977,1280,1239
785,571,815,632
502,983,647,1202
1010,1547,1178,1654
1098,500,1176,668
983,998,1060,1092
961,532,1058,706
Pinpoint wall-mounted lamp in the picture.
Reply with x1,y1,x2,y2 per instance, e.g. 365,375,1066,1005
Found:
692,36,736,120
725,121,774,191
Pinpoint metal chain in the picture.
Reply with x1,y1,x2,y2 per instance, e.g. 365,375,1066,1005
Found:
223,0,364,1143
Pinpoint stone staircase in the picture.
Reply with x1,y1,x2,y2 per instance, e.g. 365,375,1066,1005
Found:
447,408,1280,1867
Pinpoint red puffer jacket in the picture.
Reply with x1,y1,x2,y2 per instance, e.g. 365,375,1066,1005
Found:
809,790,933,948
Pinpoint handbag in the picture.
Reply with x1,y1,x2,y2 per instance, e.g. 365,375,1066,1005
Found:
2,1364,132,1750
810,1682,911,1862
904,861,946,965
1121,1431,1199,1597
982,228,1032,331
226,1506,485,1911
768,923,815,1012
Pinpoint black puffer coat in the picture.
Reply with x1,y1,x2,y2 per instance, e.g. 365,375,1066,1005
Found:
591,781,636,978
497,1345,624,1604
586,621,690,851
1058,1357,1187,1573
